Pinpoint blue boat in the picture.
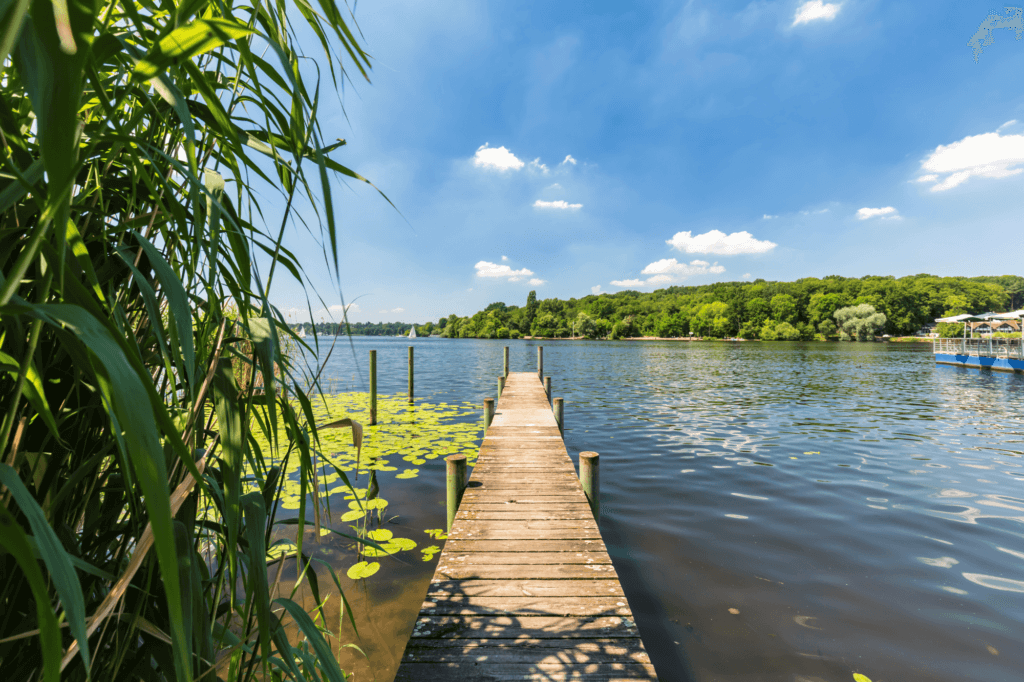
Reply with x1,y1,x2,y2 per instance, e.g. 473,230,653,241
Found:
934,311,1024,373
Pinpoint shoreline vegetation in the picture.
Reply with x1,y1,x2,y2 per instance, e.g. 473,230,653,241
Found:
298,274,1023,342
1,2,385,682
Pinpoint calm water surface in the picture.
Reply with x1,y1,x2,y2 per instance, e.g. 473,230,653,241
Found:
301,337,1024,682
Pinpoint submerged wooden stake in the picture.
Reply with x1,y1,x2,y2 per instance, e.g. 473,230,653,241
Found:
484,397,494,429
579,451,600,523
537,346,543,380
544,375,551,404
503,346,509,377
408,345,414,402
553,397,563,436
369,350,377,426
446,454,467,533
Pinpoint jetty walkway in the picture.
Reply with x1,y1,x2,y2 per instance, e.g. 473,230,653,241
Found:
395,371,657,680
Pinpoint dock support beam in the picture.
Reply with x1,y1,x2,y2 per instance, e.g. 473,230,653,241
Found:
484,398,494,430
554,397,563,437
503,346,509,377
408,346,414,402
498,375,505,398
446,454,467,532
369,350,377,425
544,376,551,405
537,346,543,381
580,452,600,523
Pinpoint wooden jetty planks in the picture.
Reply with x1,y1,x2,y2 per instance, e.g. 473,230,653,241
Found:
394,372,657,680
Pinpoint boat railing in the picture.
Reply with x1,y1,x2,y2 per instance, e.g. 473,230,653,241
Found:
933,337,1024,359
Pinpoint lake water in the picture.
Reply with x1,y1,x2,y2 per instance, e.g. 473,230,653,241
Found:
297,337,1024,682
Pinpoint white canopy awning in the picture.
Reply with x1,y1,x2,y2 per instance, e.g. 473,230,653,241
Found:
934,314,987,323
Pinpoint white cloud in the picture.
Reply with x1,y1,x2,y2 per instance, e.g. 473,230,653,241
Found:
591,285,602,295
529,158,549,173
762,214,778,220
533,199,583,210
501,255,508,261
917,129,1024,191
998,120,1018,131
857,206,900,220
561,155,577,165
792,0,842,27
800,208,829,215
619,258,726,286
743,273,752,279
666,229,776,255
611,279,646,288
475,260,535,282
546,183,563,190
528,278,546,286
377,307,405,314
472,143,524,171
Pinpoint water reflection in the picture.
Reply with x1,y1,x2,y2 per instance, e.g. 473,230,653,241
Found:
302,338,1023,682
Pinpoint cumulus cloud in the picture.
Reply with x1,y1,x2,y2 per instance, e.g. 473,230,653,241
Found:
666,229,776,255
501,255,508,261
856,206,900,220
546,183,563,190
561,155,577,165
472,143,524,171
762,214,778,220
917,128,1024,191
642,258,725,279
528,278,546,286
792,0,842,26
743,273,752,279
591,285,602,295
611,279,646,288
475,260,535,282
379,307,405,314
529,158,549,173
533,199,583,210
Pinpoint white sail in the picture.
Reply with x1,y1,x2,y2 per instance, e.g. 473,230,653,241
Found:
408,326,417,338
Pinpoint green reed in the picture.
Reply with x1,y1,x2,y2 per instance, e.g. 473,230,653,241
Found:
0,1,384,680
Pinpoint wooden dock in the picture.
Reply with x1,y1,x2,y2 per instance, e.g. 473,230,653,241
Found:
394,372,657,680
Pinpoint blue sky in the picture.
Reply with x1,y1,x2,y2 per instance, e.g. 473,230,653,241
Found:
272,1,1024,324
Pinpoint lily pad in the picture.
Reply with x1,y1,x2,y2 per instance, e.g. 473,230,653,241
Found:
367,528,393,542
396,469,419,479
346,561,380,580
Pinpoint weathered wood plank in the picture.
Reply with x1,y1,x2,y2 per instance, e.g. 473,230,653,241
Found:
438,552,611,565
442,539,609,553
420,596,630,616
426,579,626,598
408,615,640,639
394,663,658,681
434,564,619,580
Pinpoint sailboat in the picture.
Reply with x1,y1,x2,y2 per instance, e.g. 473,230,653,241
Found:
408,325,417,339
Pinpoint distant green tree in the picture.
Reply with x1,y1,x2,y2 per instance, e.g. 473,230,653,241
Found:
835,304,887,341
770,294,798,324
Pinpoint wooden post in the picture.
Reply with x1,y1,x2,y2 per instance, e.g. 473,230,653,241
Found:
408,345,414,402
553,397,563,437
503,346,509,377
579,451,600,523
544,376,551,405
484,398,494,430
537,346,543,381
369,350,377,426
446,454,467,533
498,375,505,399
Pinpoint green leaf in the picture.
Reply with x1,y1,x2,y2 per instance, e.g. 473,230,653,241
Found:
366,528,392,542
0,505,62,682
274,598,348,682
853,675,872,682
340,509,365,522
135,18,253,79
346,561,379,580
241,492,271,666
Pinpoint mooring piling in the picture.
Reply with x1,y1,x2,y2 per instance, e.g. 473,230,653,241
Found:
498,375,505,398
445,454,467,533
408,345,414,402
503,345,509,377
554,396,564,436
580,451,600,523
369,350,377,425
544,375,551,404
537,345,543,380
484,397,494,429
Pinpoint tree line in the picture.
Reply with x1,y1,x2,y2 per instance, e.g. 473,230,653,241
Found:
430,274,1023,340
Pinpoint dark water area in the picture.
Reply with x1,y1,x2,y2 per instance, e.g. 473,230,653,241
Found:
301,336,1024,682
